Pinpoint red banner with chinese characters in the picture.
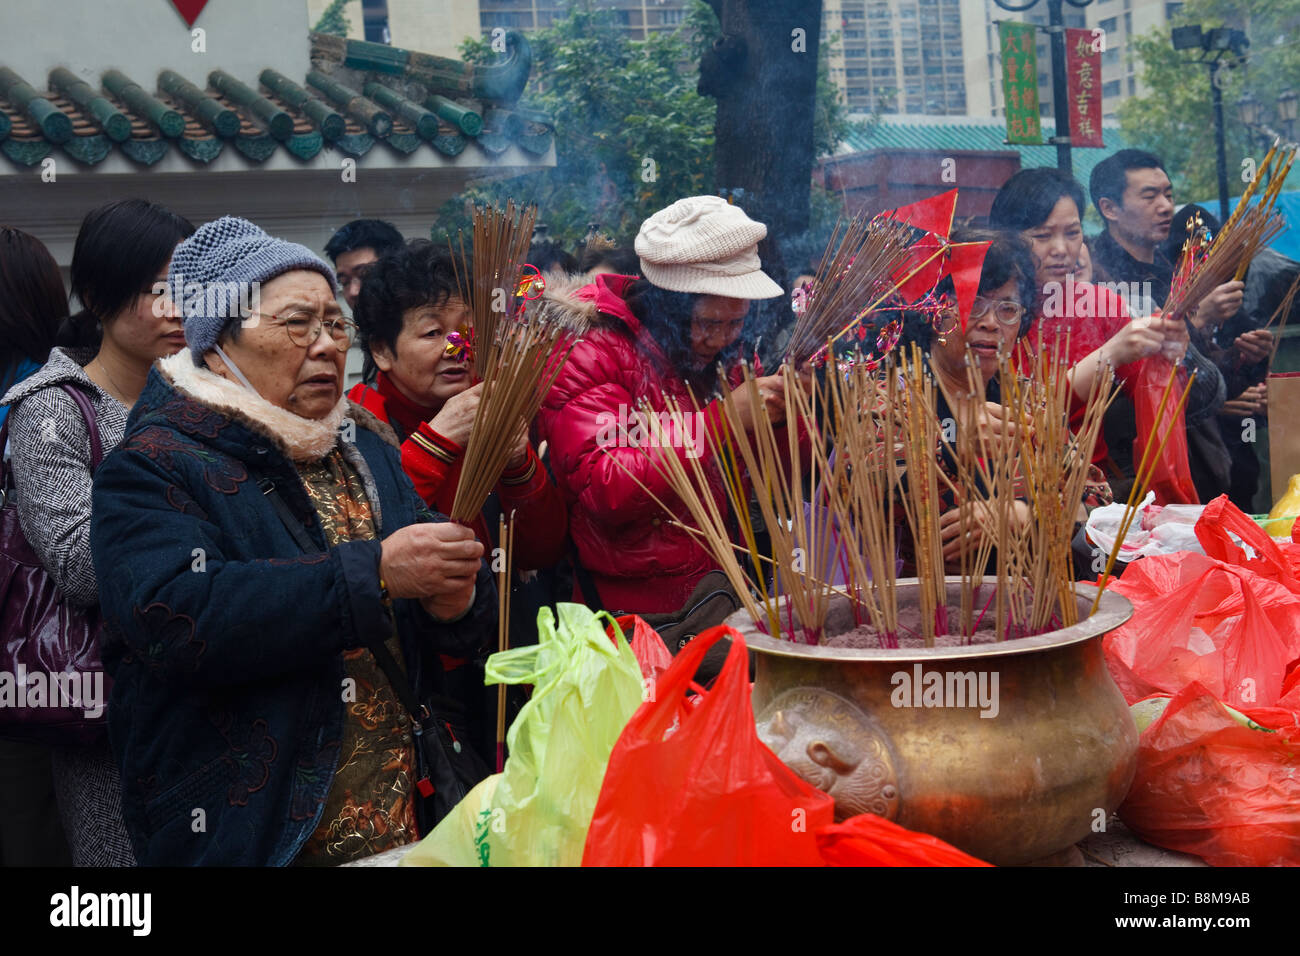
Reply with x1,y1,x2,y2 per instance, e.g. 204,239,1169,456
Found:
1066,28,1104,148
999,22,1042,145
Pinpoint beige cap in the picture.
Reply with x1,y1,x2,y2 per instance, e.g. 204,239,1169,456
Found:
634,196,784,299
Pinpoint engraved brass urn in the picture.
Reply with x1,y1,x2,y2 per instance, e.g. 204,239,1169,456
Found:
727,579,1138,866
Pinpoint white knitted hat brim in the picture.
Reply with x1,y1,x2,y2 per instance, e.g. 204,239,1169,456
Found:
640,260,784,299
634,195,782,299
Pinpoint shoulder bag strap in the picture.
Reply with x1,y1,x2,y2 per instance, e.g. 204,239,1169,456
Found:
59,383,103,472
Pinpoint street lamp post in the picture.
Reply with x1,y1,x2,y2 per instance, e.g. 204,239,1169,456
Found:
1172,25,1249,222
993,0,1095,176
1278,89,1298,141
1237,89,1297,186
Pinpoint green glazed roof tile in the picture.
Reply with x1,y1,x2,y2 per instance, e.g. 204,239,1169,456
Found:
0,34,552,171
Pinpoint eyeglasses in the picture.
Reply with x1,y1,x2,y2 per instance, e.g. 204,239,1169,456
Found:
695,317,747,337
970,296,1026,326
247,310,356,351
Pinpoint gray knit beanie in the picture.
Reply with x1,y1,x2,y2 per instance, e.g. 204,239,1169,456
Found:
169,216,338,363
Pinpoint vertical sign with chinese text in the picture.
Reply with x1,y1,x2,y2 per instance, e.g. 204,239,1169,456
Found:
999,22,1042,145
1066,28,1104,147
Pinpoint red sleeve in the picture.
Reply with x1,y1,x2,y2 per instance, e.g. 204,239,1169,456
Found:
541,338,708,526
495,444,569,570
400,422,461,507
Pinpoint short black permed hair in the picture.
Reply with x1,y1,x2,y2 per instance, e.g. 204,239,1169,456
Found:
1089,149,1166,219
324,218,404,263
988,167,1087,233
352,239,465,357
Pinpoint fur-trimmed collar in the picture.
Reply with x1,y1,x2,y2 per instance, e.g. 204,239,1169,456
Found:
157,350,350,462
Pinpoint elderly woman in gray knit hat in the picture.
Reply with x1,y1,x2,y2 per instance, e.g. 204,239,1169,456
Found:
535,196,803,617
89,216,494,866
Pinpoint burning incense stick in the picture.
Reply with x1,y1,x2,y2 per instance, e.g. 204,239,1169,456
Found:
451,201,538,379
495,511,514,773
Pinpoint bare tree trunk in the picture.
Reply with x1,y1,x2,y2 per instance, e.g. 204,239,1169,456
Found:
699,0,822,240
699,0,823,362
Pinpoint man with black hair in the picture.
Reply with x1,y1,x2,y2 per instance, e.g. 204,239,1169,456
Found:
1088,150,1250,504
324,218,405,310
1088,149,1242,323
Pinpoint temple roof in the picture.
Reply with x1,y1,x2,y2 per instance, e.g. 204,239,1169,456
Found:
0,31,552,170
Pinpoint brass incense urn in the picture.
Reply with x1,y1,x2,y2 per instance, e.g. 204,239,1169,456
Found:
728,580,1138,866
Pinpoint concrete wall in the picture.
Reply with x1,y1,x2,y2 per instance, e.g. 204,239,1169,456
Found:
0,0,310,89
387,0,482,59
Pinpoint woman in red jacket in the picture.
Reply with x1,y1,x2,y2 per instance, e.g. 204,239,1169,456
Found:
536,196,795,615
347,240,567,571
348,239,568,758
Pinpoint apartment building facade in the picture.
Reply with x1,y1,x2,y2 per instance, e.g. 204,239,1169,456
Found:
823,0,970,115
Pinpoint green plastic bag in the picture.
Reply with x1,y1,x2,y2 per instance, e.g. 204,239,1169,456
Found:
401,603,645,867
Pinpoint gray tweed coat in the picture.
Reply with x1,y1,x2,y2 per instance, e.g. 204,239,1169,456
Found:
2,347,128,608
1,346,135,866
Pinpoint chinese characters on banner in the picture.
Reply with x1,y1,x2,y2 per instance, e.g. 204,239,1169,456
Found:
999,22,1042,145
1066,28,1105,147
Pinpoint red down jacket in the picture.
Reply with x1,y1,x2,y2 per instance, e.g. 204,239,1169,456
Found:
537,273,792,615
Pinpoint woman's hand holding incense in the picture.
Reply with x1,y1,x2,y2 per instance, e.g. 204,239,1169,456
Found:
957,401,1030,458
1191,280,1245,329
731,373,790,432
506,418,530,470
1098,316,1166,366
380,521,483,607
428,382,483,448
939,500,1031,563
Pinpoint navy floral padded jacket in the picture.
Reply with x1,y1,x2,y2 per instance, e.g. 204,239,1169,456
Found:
90,365,494,866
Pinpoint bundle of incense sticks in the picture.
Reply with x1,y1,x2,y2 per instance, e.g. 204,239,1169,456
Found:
1228,140,1296,282
451,200,538,378
1090,362,1198,614
1164,145,1292,321
601,364,835,643
995,337,1114,632
813,356,902,644
784,212,917,367
449,316,578,521
611,338,1115,645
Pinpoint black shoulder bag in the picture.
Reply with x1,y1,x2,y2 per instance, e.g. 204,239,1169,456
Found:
259,477,488,831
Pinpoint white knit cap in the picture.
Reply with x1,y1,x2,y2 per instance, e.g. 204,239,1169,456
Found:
634,196,783,299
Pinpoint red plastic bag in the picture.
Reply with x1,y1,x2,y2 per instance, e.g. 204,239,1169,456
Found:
1106,552,1300,709
1195,495,1300,594
1133,357,1198,505
605,615,674,689
582,625,835,866
1119,681,1300,866
816,814,992,867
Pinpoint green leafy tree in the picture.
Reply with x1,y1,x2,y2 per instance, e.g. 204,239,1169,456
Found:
441,5,716,248
313,0,351,37
1120,0,1300,204
438,1,862,251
